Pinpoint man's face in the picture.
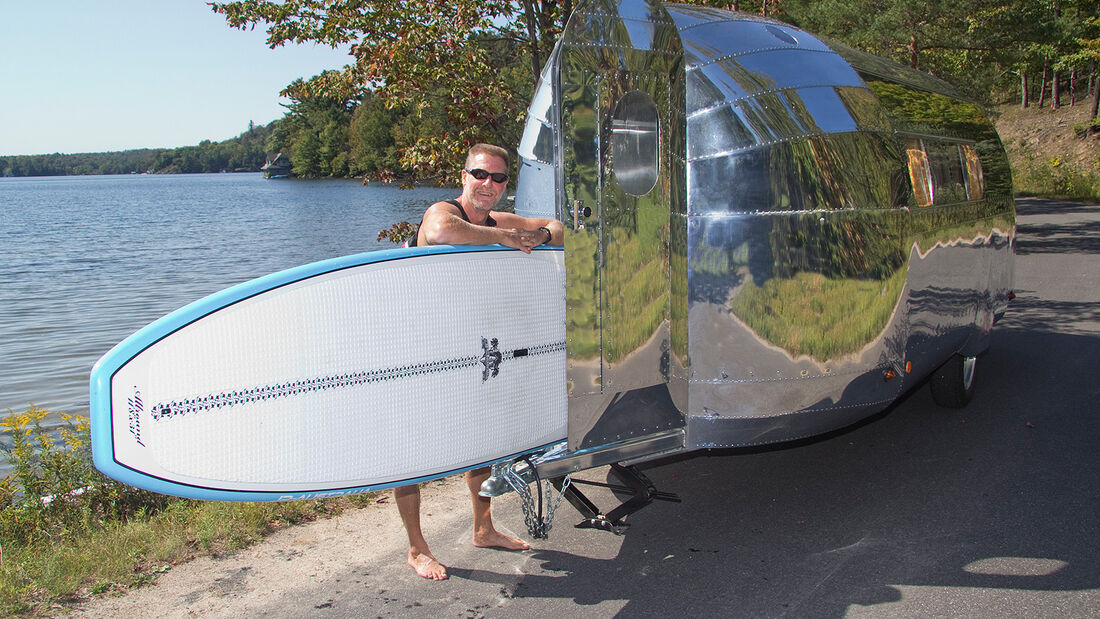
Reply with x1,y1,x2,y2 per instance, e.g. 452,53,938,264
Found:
462,153,509,213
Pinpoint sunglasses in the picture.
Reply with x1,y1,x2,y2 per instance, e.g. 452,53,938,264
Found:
465,168,509,184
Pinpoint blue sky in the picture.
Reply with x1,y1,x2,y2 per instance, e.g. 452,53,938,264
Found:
0,1,352,156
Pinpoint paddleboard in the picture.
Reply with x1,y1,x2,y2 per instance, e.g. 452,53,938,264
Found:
89,245,566,501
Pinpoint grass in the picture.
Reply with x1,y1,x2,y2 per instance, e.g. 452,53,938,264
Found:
1,495,364,614
729,268,908,360
1011,150,1100,201
0,406,373,615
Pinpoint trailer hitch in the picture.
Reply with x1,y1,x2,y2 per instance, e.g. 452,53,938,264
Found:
481,436,683,538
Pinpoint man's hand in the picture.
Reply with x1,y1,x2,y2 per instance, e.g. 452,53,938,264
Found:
499,228,550,253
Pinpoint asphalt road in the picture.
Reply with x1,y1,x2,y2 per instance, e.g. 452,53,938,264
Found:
76,198,1100,618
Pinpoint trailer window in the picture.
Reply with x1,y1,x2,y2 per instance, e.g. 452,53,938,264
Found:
905,138,933,207
961,144,984,200
519,75,557,165
515,45,562,220
927,142,968,205
611,90,659,196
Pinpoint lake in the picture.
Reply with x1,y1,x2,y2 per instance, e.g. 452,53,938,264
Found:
0,173,455,419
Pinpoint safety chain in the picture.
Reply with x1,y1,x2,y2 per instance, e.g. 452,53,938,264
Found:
503,465,573,539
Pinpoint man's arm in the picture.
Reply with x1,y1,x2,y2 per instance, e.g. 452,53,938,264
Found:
420,203,563,253
490,212,563,247
418,203,506,246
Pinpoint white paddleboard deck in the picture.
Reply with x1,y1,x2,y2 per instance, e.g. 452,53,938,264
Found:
90,245,566,501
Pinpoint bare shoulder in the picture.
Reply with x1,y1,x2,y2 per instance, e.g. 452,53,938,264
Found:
428,200,462,214
422,200,463,221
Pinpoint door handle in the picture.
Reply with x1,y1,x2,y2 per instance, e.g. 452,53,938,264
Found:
572,200,592,230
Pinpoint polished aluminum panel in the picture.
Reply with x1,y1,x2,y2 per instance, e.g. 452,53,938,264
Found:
847,69,1015,380
682,206,910,447
664,3,1012,449
671,13,833,63
684,55,863,113
825,38,967,101
686,86,871,159
686,132,908,214
515,0,1014,459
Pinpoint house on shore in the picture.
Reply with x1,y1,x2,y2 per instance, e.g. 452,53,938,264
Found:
261,153,291,179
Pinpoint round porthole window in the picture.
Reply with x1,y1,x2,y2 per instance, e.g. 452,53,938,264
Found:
611,90,659,196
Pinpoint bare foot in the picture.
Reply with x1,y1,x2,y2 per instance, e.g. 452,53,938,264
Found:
408,551,448,580
473,530,531,551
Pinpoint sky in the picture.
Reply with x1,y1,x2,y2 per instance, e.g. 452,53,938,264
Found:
0,1,353,156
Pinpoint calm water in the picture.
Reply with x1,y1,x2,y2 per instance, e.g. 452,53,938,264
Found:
0,173,454,418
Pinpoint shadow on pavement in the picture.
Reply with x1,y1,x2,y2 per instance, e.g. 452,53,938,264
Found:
451,198,1100,616
456,326,1099,617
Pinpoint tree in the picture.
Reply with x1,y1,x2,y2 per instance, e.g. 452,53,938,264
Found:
783,0,1100,107
212,0,567,183
291,129,322,177
348,92,399,177
319,120,348,175
271,80,355,177
1067,14,1100,118
265,119,292,155
784,0,979,70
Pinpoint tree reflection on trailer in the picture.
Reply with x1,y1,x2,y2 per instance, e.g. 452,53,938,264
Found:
491,0,1015,535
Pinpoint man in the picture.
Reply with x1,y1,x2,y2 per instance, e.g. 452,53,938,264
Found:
410,143,562,252
398,143,563,580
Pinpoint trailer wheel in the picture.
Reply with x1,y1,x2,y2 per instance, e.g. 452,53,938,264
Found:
929,354,977,408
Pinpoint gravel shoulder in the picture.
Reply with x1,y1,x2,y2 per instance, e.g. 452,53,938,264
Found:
68,475,524,617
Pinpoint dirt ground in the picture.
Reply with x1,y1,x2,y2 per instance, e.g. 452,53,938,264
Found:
65,476,478,617
994,100,1100,172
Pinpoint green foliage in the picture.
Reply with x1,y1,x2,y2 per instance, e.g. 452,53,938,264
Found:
291,129,322,177
376,221,416,244
0,149,159,177
0,92,414,181
250,87,405,180
0,407,170,548
152,125,273,174
0,123,274,176
211,0,565,183
784,0,1100,108
1009,138,1100,200
0,406,168,612
349,95,399,177
1073,116,1100,137
0,406,376,614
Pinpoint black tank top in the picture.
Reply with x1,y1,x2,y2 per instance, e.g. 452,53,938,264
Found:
408,199,496,247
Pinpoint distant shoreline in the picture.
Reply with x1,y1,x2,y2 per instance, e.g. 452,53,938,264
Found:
1,169,262,177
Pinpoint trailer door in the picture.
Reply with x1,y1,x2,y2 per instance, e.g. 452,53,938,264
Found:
563,67,681,451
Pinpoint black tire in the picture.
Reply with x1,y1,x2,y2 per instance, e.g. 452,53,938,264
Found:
929,354,977,408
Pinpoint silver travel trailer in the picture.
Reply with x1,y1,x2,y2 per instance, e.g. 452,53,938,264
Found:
495,0,1015,531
